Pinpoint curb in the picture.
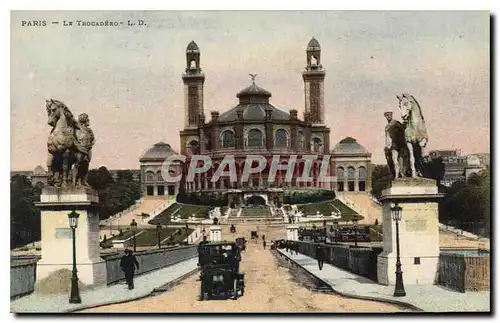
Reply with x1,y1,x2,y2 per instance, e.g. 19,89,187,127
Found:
276,249,424,312
66,267,200,313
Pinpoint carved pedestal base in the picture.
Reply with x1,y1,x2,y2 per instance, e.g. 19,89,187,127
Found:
377,178,443,286
35,187,106,287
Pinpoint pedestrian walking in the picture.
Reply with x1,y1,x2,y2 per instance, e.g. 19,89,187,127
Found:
315,243,325,270
263,240,267,249
120,249,140,290
285,241,290,253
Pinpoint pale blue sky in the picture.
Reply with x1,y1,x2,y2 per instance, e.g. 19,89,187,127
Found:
11,11,490,170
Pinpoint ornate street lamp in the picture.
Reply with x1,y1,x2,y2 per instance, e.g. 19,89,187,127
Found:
68,210,81,304
130,219,138,252
156,224,162,249
391,203,406,297
354,219,359,247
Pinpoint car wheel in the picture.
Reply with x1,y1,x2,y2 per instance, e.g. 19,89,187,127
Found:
233,279,238,300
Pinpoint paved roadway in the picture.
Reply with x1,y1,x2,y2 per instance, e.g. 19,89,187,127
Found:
84,240,405,313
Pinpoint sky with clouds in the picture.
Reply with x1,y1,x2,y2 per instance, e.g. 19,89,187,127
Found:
11,10,490,170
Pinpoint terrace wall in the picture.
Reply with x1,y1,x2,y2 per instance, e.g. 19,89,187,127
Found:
437,253,490,292
295,241,380,281
10,245,198,299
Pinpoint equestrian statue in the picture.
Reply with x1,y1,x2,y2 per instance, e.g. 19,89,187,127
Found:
45,98,95,187
384,93,428,179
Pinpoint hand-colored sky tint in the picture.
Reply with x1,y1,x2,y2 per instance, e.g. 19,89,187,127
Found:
11,11,490,170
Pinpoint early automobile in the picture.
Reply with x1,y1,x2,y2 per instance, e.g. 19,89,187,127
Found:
198,241,245,301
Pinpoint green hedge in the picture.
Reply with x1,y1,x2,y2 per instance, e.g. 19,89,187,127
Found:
283,189,335,205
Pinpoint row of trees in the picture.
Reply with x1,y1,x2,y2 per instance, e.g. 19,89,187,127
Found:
87,167,142,220
10,175,41,249
439,168,490,237
177,192,228,207
10,166,141,249
371,161,490,237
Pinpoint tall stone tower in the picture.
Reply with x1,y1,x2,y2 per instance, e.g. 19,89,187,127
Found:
182,41,205,128
180,41,204,156
302,37,326,125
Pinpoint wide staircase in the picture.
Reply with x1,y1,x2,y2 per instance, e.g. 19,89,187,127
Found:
227,206,284,224
101,197,173,230
337,193,383,225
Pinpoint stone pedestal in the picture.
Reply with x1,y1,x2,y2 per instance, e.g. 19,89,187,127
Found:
35,187,106,287
377,178,444,285
286,224,299,241
210,225,222,242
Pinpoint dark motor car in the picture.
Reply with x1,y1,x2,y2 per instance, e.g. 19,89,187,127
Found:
198,241,245,300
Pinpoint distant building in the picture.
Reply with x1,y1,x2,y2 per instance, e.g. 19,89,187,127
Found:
139,142,183,197
10,166,48,188
10,166,141,188
331,137,372,192
425,149,485,187
471,153,490,168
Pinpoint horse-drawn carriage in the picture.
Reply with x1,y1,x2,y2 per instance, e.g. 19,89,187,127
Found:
250,231,258,242
198,241,245,301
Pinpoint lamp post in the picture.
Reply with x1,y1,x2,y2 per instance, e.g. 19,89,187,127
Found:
185,223,189,245
156,224,162,249
391,203,406,297
68,210,81,304
130,219,137,252
354,220,359,247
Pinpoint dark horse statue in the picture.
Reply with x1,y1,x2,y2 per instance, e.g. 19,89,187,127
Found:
45,99,95,187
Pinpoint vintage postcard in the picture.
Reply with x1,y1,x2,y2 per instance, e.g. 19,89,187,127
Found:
10,10,490,314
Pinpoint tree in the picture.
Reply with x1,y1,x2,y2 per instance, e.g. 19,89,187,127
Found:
423,157,445,186
87,167,141,220
370,165,392,199
439,167,490,237
11,175,41,249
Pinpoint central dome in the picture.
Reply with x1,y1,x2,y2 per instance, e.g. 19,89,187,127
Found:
218,80,289,122
236,83,272,99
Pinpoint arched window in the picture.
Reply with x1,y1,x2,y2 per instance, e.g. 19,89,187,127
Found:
188,140,199,155
358,166,367,179
347,166,356,179
298,131,305,149
145,171,155,183
221,130,235,148
247,128,263,147
337,167,345,180
311,55,319,66
275,129,288,147
312,137,322,153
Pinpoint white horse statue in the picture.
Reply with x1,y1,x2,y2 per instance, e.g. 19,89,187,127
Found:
396,93,428,178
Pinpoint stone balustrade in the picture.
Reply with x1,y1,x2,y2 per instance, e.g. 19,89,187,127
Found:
10,245,198,299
